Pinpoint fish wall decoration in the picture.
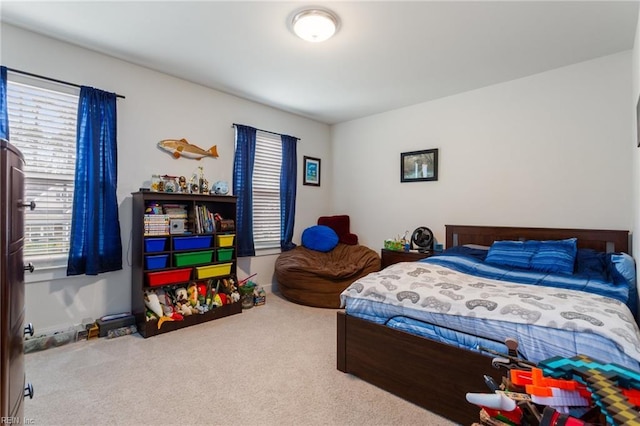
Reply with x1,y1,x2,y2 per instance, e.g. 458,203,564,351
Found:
158,138,219,160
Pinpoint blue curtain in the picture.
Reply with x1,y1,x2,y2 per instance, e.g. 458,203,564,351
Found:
280,134,297,251
233,125,257,257
67,86,122,276
0,66,9,140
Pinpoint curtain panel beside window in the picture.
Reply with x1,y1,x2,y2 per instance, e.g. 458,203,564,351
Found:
280,134,297,251
67,86,122,276
233,125,257,257
0,66,9,140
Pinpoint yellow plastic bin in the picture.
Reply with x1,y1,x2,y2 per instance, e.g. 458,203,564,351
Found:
195,263,232,279
216,234,235,247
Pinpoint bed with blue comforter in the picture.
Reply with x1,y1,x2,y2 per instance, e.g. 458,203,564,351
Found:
337,225,637,424
341,245,640,370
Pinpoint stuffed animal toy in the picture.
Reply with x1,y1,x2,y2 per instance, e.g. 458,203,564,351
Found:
156,288,174,317
222,278,240,303
174,287,193,316
187,282,200,310
144,290,163,318
145,289,183,329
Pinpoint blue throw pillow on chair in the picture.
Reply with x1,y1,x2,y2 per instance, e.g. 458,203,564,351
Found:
302,225,339,252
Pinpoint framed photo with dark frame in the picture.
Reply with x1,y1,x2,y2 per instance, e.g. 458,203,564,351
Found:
303,156,321,186
401,149,438,182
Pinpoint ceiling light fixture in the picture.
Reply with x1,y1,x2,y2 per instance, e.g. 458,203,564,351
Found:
291,8,339,43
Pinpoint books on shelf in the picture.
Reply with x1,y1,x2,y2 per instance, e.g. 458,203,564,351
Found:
194,204,215,234
163,204,188,233
144,214,170,235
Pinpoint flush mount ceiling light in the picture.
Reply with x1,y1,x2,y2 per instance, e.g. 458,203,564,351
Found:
291,8,339,42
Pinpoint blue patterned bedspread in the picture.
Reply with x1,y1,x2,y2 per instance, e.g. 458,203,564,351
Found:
340,258,640,370
425,252,633,311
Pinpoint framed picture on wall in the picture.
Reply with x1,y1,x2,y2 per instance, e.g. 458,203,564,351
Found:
303,156,321,186
401,149,438,182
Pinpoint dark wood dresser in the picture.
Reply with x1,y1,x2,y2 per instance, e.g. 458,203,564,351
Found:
0,139,34,420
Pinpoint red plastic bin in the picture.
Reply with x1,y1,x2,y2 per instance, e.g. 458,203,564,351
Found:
146,268,191,287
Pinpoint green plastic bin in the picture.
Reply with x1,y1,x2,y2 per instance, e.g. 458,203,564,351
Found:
174,250,214,267
217,248,234,262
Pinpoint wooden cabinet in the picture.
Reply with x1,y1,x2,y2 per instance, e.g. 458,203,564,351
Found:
0,140,33,420
380,248,433,269
131,191,241,338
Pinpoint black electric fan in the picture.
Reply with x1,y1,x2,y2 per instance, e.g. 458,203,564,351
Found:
411,227,434,252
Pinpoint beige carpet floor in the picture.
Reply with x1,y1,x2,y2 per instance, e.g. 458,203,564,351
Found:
24,293,456,425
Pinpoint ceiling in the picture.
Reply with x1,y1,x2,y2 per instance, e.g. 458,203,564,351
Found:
1,1,638,125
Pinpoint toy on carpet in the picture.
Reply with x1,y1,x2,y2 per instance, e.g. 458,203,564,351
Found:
466,391,523,425
107,325,137,339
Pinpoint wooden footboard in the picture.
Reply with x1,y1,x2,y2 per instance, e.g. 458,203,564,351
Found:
337,311,502,425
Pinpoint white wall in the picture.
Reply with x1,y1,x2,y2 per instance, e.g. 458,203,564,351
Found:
632,7,640,258
1,24,332,333
332,52,634,250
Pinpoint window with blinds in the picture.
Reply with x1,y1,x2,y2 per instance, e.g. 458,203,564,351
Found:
252,130,282,249
6,78,79,268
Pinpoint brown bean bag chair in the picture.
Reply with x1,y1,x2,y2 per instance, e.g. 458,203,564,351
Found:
275,243,381,308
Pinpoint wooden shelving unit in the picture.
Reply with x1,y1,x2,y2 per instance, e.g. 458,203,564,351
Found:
131,191,240,338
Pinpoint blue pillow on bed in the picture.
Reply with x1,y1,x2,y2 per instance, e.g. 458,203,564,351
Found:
529,238,577,275
574,248,609,279
485,238,577,275
485,240,536,269
301,225,339,252
611,253,637,318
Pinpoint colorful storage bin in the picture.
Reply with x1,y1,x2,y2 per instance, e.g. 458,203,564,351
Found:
145,254,168,270
216,234,235,247
147,268,191,287
195,263,232,279
145,238,167,252
217,248,234,262
174,235,212,250
174,250,214,267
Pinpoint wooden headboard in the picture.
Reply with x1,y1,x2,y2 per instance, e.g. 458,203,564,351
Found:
446,225,631,254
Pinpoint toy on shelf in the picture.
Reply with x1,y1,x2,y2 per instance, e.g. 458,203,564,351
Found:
144,289,183,329
174,287,193,316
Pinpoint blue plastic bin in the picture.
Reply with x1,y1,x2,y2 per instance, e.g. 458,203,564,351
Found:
173,235,212,250
145,254,168,270
145,238,166,252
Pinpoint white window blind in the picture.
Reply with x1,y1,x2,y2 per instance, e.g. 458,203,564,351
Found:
252,130,282,249
6,78,79,268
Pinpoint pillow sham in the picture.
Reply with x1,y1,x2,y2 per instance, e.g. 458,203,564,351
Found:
574,248,609,280
611,253,637,318
529,238,577,275
485,238,577,275
484,240,536,270
301,225,339,252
